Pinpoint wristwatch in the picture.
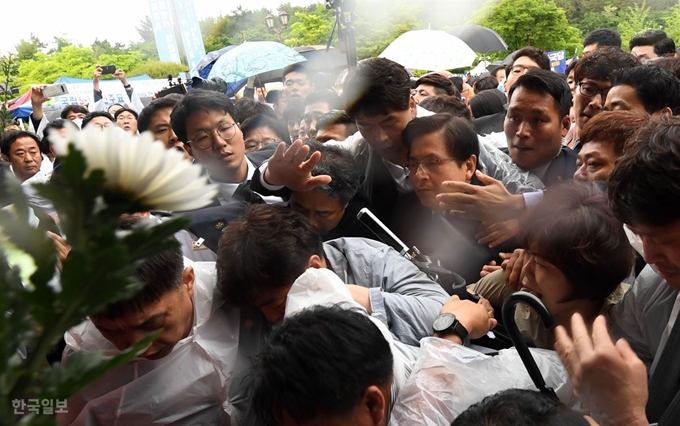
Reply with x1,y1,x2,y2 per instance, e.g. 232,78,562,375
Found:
433,313,470,346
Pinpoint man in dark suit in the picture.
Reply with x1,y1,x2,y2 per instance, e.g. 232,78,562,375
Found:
437,69,579,223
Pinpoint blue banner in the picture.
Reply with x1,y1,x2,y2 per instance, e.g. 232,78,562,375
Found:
148,0,182,64
173,0,207,70
548,50,567,74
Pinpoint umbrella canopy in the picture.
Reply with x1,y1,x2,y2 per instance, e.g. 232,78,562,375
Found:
449,25,509,53
379,30,477,71
255,46,348,84
208,41,307,83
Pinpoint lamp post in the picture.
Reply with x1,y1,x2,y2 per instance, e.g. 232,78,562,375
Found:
265,11,289,43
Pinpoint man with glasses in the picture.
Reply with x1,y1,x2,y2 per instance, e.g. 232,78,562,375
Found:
240,114,291,153
170,90,284,207
82,111,115,130
572,47,639,153
398,113,508,283
502,47,551,94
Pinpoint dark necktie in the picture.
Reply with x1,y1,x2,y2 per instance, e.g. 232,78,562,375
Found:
647,316,680,423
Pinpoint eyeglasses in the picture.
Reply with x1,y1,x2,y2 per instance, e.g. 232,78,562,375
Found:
511,64,536,75
187,122,238,150
578,81,610,99
244,138,281,152
407,157,458,175
92,122,113,130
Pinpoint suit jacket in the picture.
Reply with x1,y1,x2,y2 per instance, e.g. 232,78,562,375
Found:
500,146,578,188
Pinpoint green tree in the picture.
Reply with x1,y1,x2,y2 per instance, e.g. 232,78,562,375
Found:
353,0,421,58
578,4,622,35
284,4,334,46
15,47,97,91
14,35,46,62
617,1,654,49
665,0,680,44
480,0,582,52
0,55,19,134
128,61,189,78
129,16,160,61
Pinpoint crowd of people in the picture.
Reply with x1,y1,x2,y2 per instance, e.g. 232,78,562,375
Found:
5,26,680,425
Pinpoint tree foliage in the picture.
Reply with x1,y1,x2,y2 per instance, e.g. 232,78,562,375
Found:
128,61,189,79
617,1,654,49
480,0,582,52
285,4,334,47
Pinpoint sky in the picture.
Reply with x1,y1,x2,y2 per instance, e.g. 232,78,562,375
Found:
0,0,320,55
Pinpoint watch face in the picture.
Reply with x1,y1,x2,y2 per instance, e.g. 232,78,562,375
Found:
433,313,456,332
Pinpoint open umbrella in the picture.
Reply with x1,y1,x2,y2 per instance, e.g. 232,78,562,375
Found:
379,30,477,71
208,41,307,83
449,25,509,53
255,46,348,84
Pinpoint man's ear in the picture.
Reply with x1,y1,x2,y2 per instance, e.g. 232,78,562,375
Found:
464,155,478,183
1,154,9,162
560,115,571,137
659,106,673,118
409,96,417,119
361,385,387,425
184,143,193,156
182,266,195,298
306,254,324,269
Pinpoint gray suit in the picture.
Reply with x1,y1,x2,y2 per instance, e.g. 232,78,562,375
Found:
324,237,449,346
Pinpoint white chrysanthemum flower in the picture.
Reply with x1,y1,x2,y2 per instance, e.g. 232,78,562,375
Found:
50,126,217,211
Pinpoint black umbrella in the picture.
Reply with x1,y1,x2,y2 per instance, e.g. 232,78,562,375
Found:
449,25,509,53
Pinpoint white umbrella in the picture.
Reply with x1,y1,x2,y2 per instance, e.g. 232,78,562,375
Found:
379,30,477,71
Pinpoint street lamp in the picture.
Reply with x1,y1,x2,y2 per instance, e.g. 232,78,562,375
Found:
265,11,289,43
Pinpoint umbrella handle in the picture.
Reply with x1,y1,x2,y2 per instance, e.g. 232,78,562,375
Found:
501,291,558,400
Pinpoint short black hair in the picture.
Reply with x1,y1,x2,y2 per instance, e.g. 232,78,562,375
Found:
60,104,88,119
1,130,41,157
97,215,184,319
82,111,114,129
609,117,680,227
137,94,183,133
170,89,239,142
513,47,551,70
583,28,622,49
611,65,680,115
630,30,677,56
415,74,456,96
304,89,343,110
651,56,680,79
450,76,464,93
489,66,505,81
311,72,334,91
469,90,506,119
41,119,76,155
508,68,572,119
403,113,480,168
302,141,360,205
283,63,310,81
265,89,283,104
235,97,278,125
316,110,354,131
343,58,411,118
473,76,499,93
240,114,291,144
418,95,472,121
573,46,639,82
251,304,393,425
452,389,590,426
113,107,139,121
216,204,324,306
564,59,578,77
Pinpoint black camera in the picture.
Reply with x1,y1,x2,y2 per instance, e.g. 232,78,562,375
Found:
190,76,228,93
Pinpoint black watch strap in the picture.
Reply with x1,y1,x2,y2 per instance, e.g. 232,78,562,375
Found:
433,313,470,346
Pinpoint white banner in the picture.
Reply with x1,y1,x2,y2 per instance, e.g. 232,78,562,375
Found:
51,79,168,108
